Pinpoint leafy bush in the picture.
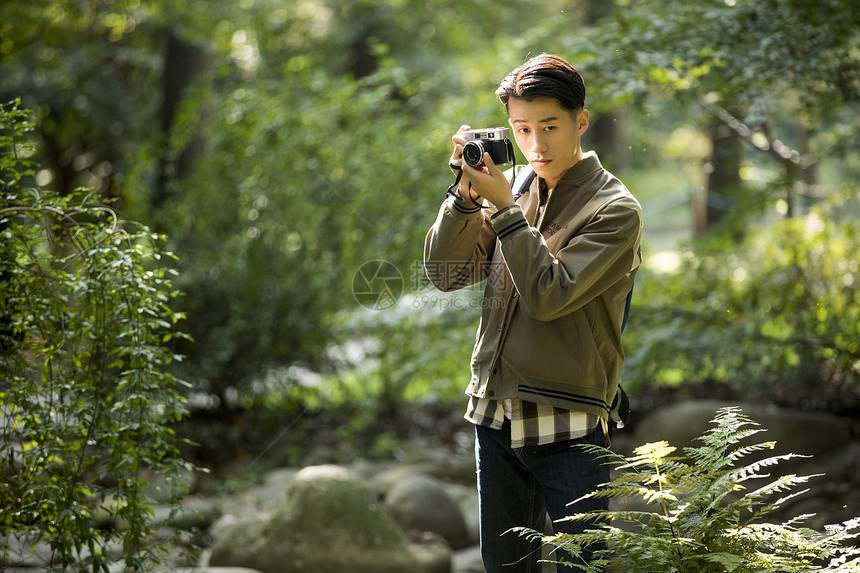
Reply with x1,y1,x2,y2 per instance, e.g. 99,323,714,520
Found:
623,190,860,409
329,288,484,413
161,64,463,406
518,407,860,572
1,101,197,571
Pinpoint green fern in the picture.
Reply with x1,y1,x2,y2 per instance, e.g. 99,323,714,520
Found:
515,407,860,572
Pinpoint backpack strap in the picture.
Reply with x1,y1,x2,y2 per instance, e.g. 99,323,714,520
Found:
512,164,537,202
611,283,635,432
621,282,634,333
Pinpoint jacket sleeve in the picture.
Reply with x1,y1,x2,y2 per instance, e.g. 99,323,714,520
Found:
490,197,642,321
423,194,499,292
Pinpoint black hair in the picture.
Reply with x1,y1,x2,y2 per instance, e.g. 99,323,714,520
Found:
496,53,586,113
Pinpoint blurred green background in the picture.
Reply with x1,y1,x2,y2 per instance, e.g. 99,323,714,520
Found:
2,0,859,468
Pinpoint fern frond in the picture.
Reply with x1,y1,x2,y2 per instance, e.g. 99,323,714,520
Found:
817,522,860,572
556,509,680,530
573,442,629,467
783,513,816,527
698,407,761,440
716,523,828,571
571,474,665,501
748,472,819,496
686,408,769,471
616,441,679,471
725,440,778,464
693,426,765,450
509,526,544,543
821,517,860,554
511,527,611,573
822,516,860,539
697,551,745,571
551,524,703,572
681,467,738,499
545,542,610,573
571,468,690,505
770,488,812,512
820,553,860,573
650,459,696,475
730,454,814,488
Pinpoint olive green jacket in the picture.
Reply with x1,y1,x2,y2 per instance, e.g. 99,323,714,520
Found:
424,151,642,420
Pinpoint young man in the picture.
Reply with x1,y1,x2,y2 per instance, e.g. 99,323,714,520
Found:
424,54,642,571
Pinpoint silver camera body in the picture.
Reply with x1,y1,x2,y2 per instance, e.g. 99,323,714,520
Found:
462,127,515,168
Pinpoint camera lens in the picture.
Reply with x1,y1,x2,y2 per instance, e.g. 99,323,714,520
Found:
463,141,486,167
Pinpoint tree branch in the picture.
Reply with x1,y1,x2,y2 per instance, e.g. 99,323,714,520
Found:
699,98,816,171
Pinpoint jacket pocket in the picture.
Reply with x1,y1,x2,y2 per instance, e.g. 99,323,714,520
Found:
501,309,588,383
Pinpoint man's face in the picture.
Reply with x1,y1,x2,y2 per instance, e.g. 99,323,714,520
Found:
507,96,589,188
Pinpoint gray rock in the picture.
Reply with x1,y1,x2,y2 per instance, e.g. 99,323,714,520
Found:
252,466,298,502
208,464,451,573
151,495,222,531
385,473,471,549
157,568,264,573
452,545,485,573
438,481,480,547
207,512,272,568
634,400,851,458
1,534,57,567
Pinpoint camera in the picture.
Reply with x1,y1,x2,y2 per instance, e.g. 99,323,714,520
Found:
462,127,515,168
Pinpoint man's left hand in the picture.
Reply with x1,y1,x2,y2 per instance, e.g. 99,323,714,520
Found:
461,153,514,209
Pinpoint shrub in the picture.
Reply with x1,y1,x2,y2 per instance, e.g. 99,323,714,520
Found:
623,190,860,409
1,100,197,571
518,407,860,572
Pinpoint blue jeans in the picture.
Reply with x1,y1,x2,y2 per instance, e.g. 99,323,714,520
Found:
475,419,610,572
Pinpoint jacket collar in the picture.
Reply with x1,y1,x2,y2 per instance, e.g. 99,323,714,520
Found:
539,151,603,213
519,151,604,226
554,151,602,187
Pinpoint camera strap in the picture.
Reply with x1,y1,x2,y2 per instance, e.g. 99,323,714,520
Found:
445,167,486,209
446,161,535,208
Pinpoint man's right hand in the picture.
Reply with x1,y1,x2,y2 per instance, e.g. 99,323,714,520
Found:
449,125,482,204
449,124,471,171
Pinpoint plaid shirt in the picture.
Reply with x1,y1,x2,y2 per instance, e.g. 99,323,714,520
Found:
465,396,605,449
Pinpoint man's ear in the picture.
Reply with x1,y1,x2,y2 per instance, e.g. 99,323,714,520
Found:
578,109,590,135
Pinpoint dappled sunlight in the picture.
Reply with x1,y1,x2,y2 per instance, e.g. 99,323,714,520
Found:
646,249,683,274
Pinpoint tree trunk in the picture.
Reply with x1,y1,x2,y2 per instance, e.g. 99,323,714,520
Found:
585,0,629,172
153,30,212,208
698,115,743,234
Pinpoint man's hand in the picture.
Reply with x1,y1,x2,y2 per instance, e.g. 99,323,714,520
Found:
450,126,514,208
450,125,470,171
461,152,514,209
450,125,482,204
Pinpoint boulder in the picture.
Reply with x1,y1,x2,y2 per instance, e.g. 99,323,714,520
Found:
634,400,851,458
158,568,263,573
151,495,222,531
452,545,485,573
385,473,471,549
438,480,480,548
208,464,450,573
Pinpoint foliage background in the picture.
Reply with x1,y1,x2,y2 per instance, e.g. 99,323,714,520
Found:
1,102,195,570
2,0,859,468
